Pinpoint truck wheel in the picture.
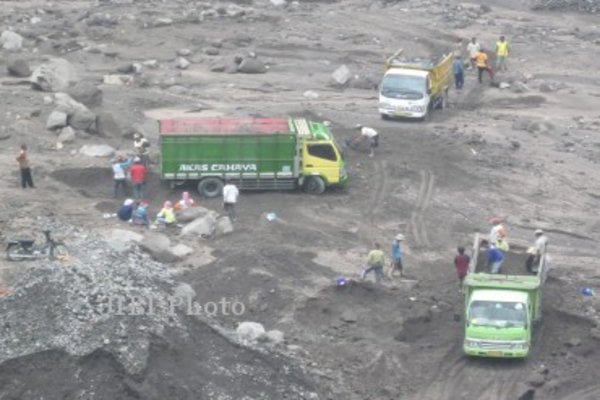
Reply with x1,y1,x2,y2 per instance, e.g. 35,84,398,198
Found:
304,176,326,195
198,177,224,198
380,114,390,120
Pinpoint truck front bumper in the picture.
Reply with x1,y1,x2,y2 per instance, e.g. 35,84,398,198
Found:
463,340,529,358
379,106,426,119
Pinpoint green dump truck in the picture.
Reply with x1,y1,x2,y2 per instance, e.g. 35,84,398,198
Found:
378,49,452,120
463,234,547,358
159,117,347,197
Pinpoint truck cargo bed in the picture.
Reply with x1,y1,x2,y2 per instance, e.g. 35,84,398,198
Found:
474,243,532,276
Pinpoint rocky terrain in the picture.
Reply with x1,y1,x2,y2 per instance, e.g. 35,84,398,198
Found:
1,0,600,399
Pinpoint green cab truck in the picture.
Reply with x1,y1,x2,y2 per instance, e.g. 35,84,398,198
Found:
463,234,547,358
159,117,347,197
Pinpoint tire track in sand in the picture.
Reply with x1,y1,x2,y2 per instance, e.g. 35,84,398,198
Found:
410,170,434,248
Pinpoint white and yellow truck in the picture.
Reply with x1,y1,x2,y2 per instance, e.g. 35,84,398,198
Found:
378,49,452,120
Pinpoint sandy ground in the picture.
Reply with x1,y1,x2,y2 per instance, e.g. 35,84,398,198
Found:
1,0,600,398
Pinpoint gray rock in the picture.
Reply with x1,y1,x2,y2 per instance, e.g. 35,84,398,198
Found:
331,64,352,86
349,74,378,90
511,81,529,93
303,90,320,99
265,329,285,344
7,58,31,77
204,47,220,56
96,112,121,137
237,57,267,74
499,82,511,89
215,217,234,236
68,109,97,132
527,371,546,387
57,126,76,143
66,82,103,108
54,92,88,115
270,0,287,5
46,110,68,130
590,327,600,341
564,337,581,347
86,12,119,27
181,212,218,237
154,18,173,27
340,309,358,323
176,206,214,223
108,228,143,243
173,283,196,303
1,30,23,51
170,243,193,258
538,82,556,93
139,233,179,263
31,58,79,92
79,144,115,158
237,321,266,342
177,48,192,56
175,57,191,69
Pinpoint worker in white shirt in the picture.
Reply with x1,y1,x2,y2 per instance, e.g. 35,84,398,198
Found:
347,124,379,157
222,180,239,222
466,37,481,70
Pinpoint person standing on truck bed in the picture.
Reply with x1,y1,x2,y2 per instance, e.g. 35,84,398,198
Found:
133,133,150,167
361,242,385,284
481,239,504,274
388,234,405,278
495,36,510,72
453,55,464,90
222,180,239,222
466,37,481,70
489,217,507,245
526,229,548,273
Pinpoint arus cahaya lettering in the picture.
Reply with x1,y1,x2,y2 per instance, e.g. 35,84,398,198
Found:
178,163,258,172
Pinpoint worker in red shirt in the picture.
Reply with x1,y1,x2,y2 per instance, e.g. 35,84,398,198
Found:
454,246,470,291
130,157,148,200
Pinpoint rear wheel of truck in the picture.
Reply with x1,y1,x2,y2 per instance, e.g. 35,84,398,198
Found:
304,176,326,195
380,114,390,120
198,177,224,198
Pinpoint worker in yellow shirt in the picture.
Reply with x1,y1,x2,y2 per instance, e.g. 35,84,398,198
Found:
495,36,510,71
361,242,385,284
475,49,493,84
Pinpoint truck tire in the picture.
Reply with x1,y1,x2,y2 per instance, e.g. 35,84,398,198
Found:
380,113,390,120
304,176,326,195
198,177,224,198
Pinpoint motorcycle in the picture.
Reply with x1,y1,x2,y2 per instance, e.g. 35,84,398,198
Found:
6,229,69,261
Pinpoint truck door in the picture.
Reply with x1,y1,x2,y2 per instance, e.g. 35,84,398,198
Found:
302,142,341,184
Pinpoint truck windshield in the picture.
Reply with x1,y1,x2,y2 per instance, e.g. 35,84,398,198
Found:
468,301,527,328
381,75,426,100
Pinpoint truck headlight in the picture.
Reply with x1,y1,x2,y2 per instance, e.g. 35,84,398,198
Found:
410,105,424,112
464,339,479,348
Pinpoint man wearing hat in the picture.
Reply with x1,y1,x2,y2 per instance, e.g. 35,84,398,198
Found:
346,124,379,157
129,156,148,200
133,133,150,166
389,233,405,278
489,216,507,245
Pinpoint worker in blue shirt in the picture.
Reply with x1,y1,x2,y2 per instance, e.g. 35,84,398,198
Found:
453,55,465,90
389,233,405,278
481,239,504,273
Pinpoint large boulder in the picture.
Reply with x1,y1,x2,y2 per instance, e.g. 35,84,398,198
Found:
96,112,121,137
139,233,179,263
176,206,214,223
31,58,78,92
68,109,97,132
46,110,68,130
237,57,267,74
57,126,76,144
331,64,352,87
215,216,234,236
66,82,103,108
79,144,115,158
170,243,194,259
7,58,31,77
180,212,219,237
236,321,266,343
1,31,23,51
54,92,88,115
